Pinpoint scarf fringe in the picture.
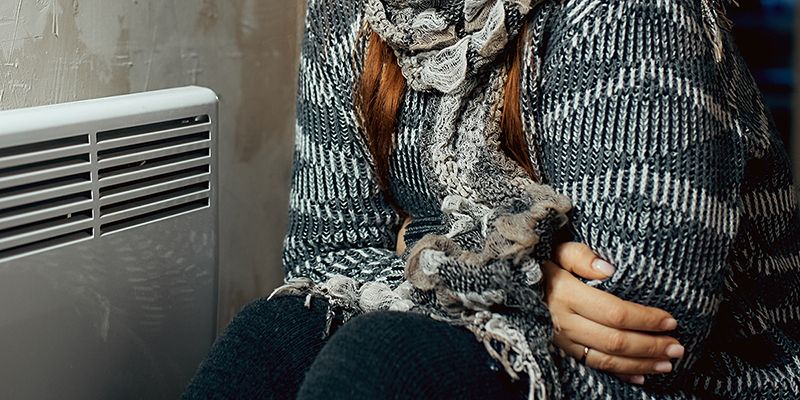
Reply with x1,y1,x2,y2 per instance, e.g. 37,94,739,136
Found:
468,312,551,400
271,279,553,400
269,277,363,337
700,0,738,63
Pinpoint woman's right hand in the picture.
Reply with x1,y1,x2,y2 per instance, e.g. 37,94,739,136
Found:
544,242,685,385
398,217,684,384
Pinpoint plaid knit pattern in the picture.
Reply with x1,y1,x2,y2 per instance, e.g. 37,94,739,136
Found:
283,0,800,398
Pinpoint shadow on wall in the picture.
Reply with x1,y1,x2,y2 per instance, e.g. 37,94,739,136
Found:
0,0,305,329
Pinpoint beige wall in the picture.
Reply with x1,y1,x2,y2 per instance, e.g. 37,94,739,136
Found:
0,0,305,327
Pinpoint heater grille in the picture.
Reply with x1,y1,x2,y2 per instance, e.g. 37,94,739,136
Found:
0,87,217,261
96,115,212,234
0,135,94,259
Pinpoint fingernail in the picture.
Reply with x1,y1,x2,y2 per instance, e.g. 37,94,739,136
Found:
654,361,673,373
665,344,685,358
630,375,645,385
661,318,678,330
591,259,616,277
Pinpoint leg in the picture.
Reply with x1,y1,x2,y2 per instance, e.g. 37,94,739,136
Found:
297,311,528,400
182,295,329,400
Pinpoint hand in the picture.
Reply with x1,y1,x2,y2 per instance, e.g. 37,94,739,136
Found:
544,242,684,385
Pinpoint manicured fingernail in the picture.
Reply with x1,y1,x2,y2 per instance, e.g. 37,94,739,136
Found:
665,344,685,358
591,259,616,277
654,361,673,373
630,375,645,385
661,318,678,330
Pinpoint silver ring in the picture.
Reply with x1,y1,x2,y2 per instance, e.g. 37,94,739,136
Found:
580,346,590,365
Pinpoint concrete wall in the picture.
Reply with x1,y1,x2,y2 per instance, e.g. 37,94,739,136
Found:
0,0,304,328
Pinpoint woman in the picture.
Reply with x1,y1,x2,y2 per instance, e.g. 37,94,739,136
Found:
184,0,800,398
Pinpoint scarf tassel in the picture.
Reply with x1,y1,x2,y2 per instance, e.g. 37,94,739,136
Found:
700,0,739,63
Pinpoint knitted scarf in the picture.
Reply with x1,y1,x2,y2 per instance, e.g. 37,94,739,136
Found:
273,1,573,398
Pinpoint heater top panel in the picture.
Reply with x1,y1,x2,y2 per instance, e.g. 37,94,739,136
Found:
0,86,218,144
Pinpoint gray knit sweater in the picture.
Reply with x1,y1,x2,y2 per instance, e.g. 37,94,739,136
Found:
282,0,800,398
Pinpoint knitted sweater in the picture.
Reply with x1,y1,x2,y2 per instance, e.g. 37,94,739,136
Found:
282,0,800,398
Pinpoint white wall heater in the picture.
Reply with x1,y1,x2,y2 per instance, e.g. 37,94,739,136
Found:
0,86,218,399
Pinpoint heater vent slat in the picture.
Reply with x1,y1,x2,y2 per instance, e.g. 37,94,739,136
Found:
100,199,209,235
100,190,210,233
99,172,210,207
0,229,93,261
0,180,92,211
98,156,210,188
0,195,93,231
0,156,91,190
101,183,209,215
96,121,211,152
97,115,210,142
0,133,93,259
0,212,94,252
96,113,213,236
97,138,210,170
0,135,89,159
0,143,91,170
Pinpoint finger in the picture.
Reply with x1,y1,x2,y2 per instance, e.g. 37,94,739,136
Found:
615,374,645,385
563,274,677,332
560,313,685,359
543,262,677,332
552,242,615,280
560,340,675,375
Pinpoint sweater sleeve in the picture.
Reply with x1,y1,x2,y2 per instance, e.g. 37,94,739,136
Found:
282,1,406,287
523,0,795,396
689,97,800,396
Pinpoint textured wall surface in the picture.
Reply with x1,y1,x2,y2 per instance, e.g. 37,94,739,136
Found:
0,0,304,328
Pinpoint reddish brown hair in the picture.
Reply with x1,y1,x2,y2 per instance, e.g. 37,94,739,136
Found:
356,30,536,212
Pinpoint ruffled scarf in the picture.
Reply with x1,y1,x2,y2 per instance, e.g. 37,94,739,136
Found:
273,1,573,398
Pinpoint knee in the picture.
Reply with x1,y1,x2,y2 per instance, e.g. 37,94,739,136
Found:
299,312,527,400
332,311,435,354
184,296,329,399
232,295,324,326
296,312,430,399
220,295,328,350
306,311,459,377
298,312,495,399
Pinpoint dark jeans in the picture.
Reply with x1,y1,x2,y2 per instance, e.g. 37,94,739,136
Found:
182,295,527,399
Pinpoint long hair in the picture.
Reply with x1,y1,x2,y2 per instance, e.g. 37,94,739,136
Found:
355,29,536,213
